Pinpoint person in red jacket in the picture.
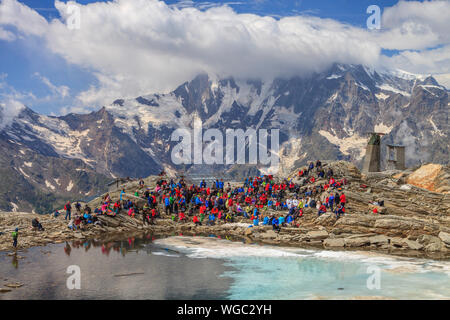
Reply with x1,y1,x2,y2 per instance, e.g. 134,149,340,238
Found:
340,193,346,207
179,211,187,222
193,215,201,226
318,204,327,216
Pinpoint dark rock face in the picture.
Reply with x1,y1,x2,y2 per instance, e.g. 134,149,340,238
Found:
0,64,448,212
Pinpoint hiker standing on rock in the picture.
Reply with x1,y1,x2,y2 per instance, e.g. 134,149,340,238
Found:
12,227,18,249
65,201,72,220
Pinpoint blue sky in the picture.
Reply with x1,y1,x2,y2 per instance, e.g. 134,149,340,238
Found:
0,0,448,115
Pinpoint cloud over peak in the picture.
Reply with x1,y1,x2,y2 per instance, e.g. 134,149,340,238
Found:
0,0,449,113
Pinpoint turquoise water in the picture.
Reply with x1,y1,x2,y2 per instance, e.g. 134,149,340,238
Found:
223,256,449,299
1,235,449,299
155,236,450,300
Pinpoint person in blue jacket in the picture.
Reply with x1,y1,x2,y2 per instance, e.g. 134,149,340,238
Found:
207,213,216,226
272,217,281,232
164,197,171,214
328,194,335,211
286,214,294,225
262,216,269,225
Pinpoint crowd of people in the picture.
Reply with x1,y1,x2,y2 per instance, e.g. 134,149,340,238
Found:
81,160,349,231
11,160,351,249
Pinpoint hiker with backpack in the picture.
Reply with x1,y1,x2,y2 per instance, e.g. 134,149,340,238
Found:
64,201,72,220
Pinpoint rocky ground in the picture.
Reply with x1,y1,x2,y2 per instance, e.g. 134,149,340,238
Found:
1,161,449,259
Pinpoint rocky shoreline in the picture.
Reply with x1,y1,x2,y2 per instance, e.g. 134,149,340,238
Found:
1,210,449,260
1,161,449,260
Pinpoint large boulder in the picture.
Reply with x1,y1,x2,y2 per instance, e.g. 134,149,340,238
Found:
323,238,345,247
259,230,278,239
369,235,389,245
344,237,370,247
403,239,423,250
406,164,450,194
438,231,450,245
306,230,329,240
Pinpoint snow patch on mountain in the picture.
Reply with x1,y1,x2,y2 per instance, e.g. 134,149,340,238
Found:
428,117,444,137
319,130,367,159
375,92,390,100
377,84,411,97
66,180,74,192
10,202,18,212
374,123,393,134
18,167,30,178
45,180,56,190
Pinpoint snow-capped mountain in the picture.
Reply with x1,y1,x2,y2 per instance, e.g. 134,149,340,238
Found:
0,63,448,212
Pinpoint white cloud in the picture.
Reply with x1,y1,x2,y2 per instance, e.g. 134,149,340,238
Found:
0,0,48,36
381,44,450,88
0,27,16,41
0,98,25,129
0,0,449,113
377,0,450,50
0,0,383,109
33,72,70,99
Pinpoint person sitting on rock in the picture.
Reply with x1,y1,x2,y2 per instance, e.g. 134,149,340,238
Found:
32,218,44,231
83,212,93,223
317,204,327,217
178,211,188,223
251,214,259,226
272,217,281,233
193,215,202,226
74,216,82,230
286,214,294,225
334,204,345,219
113,201,121,215
275,200,281,211
206,213,216,226
68,219,78,231
278,215,286,227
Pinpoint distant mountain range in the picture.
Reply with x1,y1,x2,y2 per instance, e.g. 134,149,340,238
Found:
0,63,448,212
